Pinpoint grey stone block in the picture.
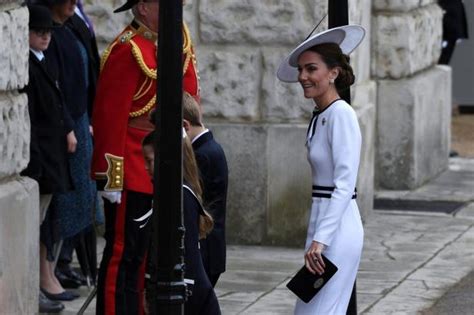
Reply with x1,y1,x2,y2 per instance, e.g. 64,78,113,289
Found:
349,0,372,82
209,123,310,245
200,49,261,121
0,1,23,12
0,91,30,178
199,0,326,45
0,6,29,90
266,125,312,246
372,5,443,79
353,81,377,220
0,177,39,315
209,124,268,244
373,0,437,12
376,66,450,189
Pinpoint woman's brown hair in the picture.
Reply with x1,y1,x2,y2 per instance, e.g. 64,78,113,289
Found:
308,42,355,92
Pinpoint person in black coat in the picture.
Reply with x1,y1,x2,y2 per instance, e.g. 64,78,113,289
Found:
65,2,100,117
21,4,74,313
54,0,102,289
142,131,221,315
39,0,98,251
438,0,469,64
182,92,229,287
22,8,71,200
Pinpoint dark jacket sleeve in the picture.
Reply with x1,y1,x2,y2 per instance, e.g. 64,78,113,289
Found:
62,100,75,133
20,69,42,181
195,146,228,230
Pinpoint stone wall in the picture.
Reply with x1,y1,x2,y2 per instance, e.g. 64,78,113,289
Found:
84,0,375,246
0,1,39,314
372,1,450,189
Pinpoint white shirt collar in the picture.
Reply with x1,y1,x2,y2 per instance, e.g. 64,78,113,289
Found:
191,128,209,144
30,49,45,61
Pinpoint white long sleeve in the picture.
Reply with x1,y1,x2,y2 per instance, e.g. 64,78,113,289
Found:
313,103,361,246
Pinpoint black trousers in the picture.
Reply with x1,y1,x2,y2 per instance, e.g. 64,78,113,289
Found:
96,190,152,315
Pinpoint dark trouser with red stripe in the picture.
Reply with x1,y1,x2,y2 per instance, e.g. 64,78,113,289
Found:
96,190,152,315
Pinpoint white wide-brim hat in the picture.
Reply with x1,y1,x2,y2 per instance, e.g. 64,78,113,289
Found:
277,25,366,83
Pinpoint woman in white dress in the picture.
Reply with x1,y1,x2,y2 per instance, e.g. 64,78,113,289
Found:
277,25,366,314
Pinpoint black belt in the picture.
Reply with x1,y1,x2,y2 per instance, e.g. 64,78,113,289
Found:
312,185,357,199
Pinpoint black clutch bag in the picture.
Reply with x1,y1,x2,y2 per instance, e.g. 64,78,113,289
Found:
286,255,338,303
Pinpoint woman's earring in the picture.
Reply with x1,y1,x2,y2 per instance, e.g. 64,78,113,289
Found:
329,79,335,84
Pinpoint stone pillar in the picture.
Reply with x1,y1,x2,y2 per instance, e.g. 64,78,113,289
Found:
0,2,39,314
85,0,375,246
373,1,451,190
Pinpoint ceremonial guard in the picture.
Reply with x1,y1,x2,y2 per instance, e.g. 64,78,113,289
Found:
91,1,199,314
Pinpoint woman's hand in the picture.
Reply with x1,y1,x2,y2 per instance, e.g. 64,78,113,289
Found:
304,241,326,275
66,131,77,153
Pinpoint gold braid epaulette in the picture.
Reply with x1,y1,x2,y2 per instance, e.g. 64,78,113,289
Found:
128,23,195,118
130,40,157,79
100,41,117,72
100,30,136,72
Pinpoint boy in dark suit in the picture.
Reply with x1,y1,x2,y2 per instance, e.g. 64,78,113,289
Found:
182,92,229,287
21,4,73,313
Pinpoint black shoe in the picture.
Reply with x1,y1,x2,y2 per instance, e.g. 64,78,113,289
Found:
55,269,82,289
41,288,80,301
39,291,64,313
58,266,87,286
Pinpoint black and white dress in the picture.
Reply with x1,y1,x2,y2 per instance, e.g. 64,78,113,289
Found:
294,99,364,314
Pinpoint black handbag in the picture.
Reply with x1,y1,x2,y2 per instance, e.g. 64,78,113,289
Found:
286,254,338,303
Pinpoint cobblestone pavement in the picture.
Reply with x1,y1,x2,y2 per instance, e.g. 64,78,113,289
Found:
62,159,474,314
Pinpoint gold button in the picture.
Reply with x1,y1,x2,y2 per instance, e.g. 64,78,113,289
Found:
115,175,121,179
115,180,121,185
116,167,121,171
117,162,122,166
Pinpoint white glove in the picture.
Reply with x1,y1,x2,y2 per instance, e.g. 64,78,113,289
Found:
98,191,122,204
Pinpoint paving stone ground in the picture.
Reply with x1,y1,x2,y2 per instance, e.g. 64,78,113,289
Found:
421,270,474,315
61,158,474,314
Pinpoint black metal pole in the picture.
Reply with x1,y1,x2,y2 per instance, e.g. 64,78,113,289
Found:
328,1,357,314
146,0,185,314
328,0,351,105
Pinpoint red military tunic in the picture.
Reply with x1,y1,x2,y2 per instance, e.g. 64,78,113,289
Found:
91,19,199,194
